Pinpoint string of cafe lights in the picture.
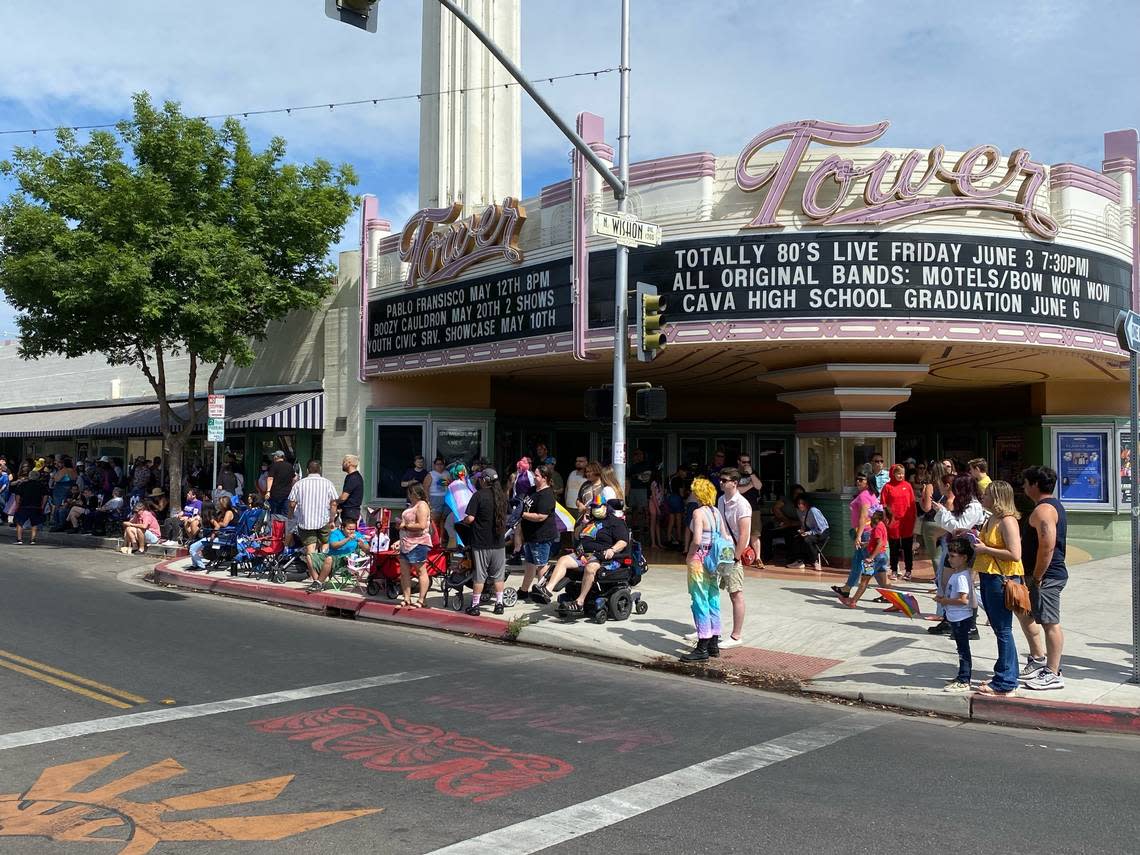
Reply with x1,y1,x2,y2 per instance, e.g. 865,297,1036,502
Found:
0,66,618,137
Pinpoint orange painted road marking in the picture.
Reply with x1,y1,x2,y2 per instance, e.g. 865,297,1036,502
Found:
0,752,382,854
0,649,147,708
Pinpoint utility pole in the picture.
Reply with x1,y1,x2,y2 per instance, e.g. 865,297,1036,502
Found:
331,0,634,484
610,0,631,485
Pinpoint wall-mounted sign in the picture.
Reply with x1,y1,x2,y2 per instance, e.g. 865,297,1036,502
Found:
586,232,1130,334
1119,429,1132,507
366,258,572,358
736,120,1059,239
398,197,525,289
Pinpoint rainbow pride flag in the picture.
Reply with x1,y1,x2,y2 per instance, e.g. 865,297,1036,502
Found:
874,588,922,618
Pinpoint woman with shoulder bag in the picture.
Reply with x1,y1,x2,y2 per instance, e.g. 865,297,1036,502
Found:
970,480,1025,695
679,476,731,662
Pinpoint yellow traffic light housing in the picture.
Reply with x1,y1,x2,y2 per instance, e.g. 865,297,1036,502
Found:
635,282,666,362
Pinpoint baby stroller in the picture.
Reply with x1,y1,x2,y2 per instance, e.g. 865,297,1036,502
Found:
366,520,449,600
200,506,266,571
441,551,517,611
554,540,650,624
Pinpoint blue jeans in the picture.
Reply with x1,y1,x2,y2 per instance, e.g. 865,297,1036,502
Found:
978,573,1019,692
845,547,864,589
948,617,973,683
267,498,289,516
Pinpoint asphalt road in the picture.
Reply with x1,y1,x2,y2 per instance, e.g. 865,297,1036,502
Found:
1,542,1137,855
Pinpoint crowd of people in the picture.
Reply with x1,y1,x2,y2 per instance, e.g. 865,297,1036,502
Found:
828,456,1069,694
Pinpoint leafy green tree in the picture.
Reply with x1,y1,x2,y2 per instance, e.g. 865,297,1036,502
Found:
0,93,357,500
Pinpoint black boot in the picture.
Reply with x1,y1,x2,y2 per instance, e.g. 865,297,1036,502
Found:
927,619,950,635
707,635,720,658
680,638,710,662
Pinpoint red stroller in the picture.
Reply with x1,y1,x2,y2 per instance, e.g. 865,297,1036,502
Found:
367,518,450,600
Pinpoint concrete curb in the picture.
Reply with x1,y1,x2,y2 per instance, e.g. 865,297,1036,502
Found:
149,558,1140,736
970,692,1140,735
152,559,508,640
0,525,187,557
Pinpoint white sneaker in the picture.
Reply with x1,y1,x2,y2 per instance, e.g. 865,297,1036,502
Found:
1023,668,1065,691
719,636,743,649
943,680,972,693
683,631,698,642
1018,656,1047,682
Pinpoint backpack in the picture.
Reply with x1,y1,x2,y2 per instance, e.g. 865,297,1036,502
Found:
701,507,736,574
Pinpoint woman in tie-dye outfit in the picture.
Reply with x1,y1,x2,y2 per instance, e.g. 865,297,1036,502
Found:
680,476,731,662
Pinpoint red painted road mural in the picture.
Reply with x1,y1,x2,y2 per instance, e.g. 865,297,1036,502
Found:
251,706,574,802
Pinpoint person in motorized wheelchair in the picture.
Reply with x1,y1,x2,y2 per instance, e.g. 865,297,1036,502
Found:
531,496,628,618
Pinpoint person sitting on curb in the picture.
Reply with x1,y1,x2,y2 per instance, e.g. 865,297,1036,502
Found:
532,496,629,616
120,499,161,555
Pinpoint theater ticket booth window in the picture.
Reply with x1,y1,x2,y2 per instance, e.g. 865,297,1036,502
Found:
797,435,895,495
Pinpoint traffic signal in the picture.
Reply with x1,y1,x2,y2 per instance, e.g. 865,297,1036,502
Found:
635,281,666,362
324,0,379,32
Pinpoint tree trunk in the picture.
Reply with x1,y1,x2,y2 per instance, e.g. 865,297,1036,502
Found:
165,433,185,510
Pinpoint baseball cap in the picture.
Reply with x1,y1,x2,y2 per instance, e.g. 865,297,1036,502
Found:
272,450,285,459
481,467,499,482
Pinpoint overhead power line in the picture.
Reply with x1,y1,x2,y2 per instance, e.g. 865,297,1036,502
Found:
0,66,618,137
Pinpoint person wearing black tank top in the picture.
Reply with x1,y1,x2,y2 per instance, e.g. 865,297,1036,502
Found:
1019,466,1068,691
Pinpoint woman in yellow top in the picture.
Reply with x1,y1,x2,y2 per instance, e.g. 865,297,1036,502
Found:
971,480,1024,695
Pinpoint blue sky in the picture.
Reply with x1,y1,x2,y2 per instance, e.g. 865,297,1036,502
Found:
1,0,1138,335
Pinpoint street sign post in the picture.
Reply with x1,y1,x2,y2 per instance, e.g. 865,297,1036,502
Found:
1116,310,1140,683
207,395,226,493
592,210,662,248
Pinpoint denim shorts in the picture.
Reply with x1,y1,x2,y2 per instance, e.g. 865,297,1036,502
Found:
523,540,556,566
144,530,159,545
401,544,430,564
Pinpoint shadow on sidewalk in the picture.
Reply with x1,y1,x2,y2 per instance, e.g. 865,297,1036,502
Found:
812,659,952,689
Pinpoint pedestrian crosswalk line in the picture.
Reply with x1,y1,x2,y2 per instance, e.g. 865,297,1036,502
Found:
426,713,884,855
0,671,432,751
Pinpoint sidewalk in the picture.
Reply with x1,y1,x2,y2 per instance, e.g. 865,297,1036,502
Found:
139,544,1139,735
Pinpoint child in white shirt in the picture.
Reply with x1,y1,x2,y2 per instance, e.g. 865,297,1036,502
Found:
933,536,976,692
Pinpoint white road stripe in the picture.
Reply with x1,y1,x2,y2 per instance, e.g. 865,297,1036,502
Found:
0,671,431,751
427,713,883,855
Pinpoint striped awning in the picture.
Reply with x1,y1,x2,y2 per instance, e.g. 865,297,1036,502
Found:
0,390,325,438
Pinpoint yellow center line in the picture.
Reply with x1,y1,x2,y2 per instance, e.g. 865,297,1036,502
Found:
0,659,133,709
0,649,148,705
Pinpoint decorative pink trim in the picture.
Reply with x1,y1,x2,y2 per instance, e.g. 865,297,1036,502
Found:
365,217,393,232
539,151,716,207
1104,129,1138,311
1050,164,1122,203
1102,157,1136,173
362,317,1125,376
590,142,615,161
358,195,379,383
376,233,401,255
573,112,604,361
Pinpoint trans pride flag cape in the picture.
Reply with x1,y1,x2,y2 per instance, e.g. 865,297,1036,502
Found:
443,465,475,546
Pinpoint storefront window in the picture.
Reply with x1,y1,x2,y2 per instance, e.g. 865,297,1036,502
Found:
755,438,786,503
376,423,426,500
434,423,484,467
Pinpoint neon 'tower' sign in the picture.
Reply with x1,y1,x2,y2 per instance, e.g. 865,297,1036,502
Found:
399,197,526,289
735,120,1059,240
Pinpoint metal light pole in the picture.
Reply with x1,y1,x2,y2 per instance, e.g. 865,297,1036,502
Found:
334,1,634,484
1131,350,1138,682
423,1,632,484
610,0,631,486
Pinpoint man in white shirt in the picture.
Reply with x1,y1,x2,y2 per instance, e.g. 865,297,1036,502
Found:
564,455,588,509
288,460,339,559
716,467,752,647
